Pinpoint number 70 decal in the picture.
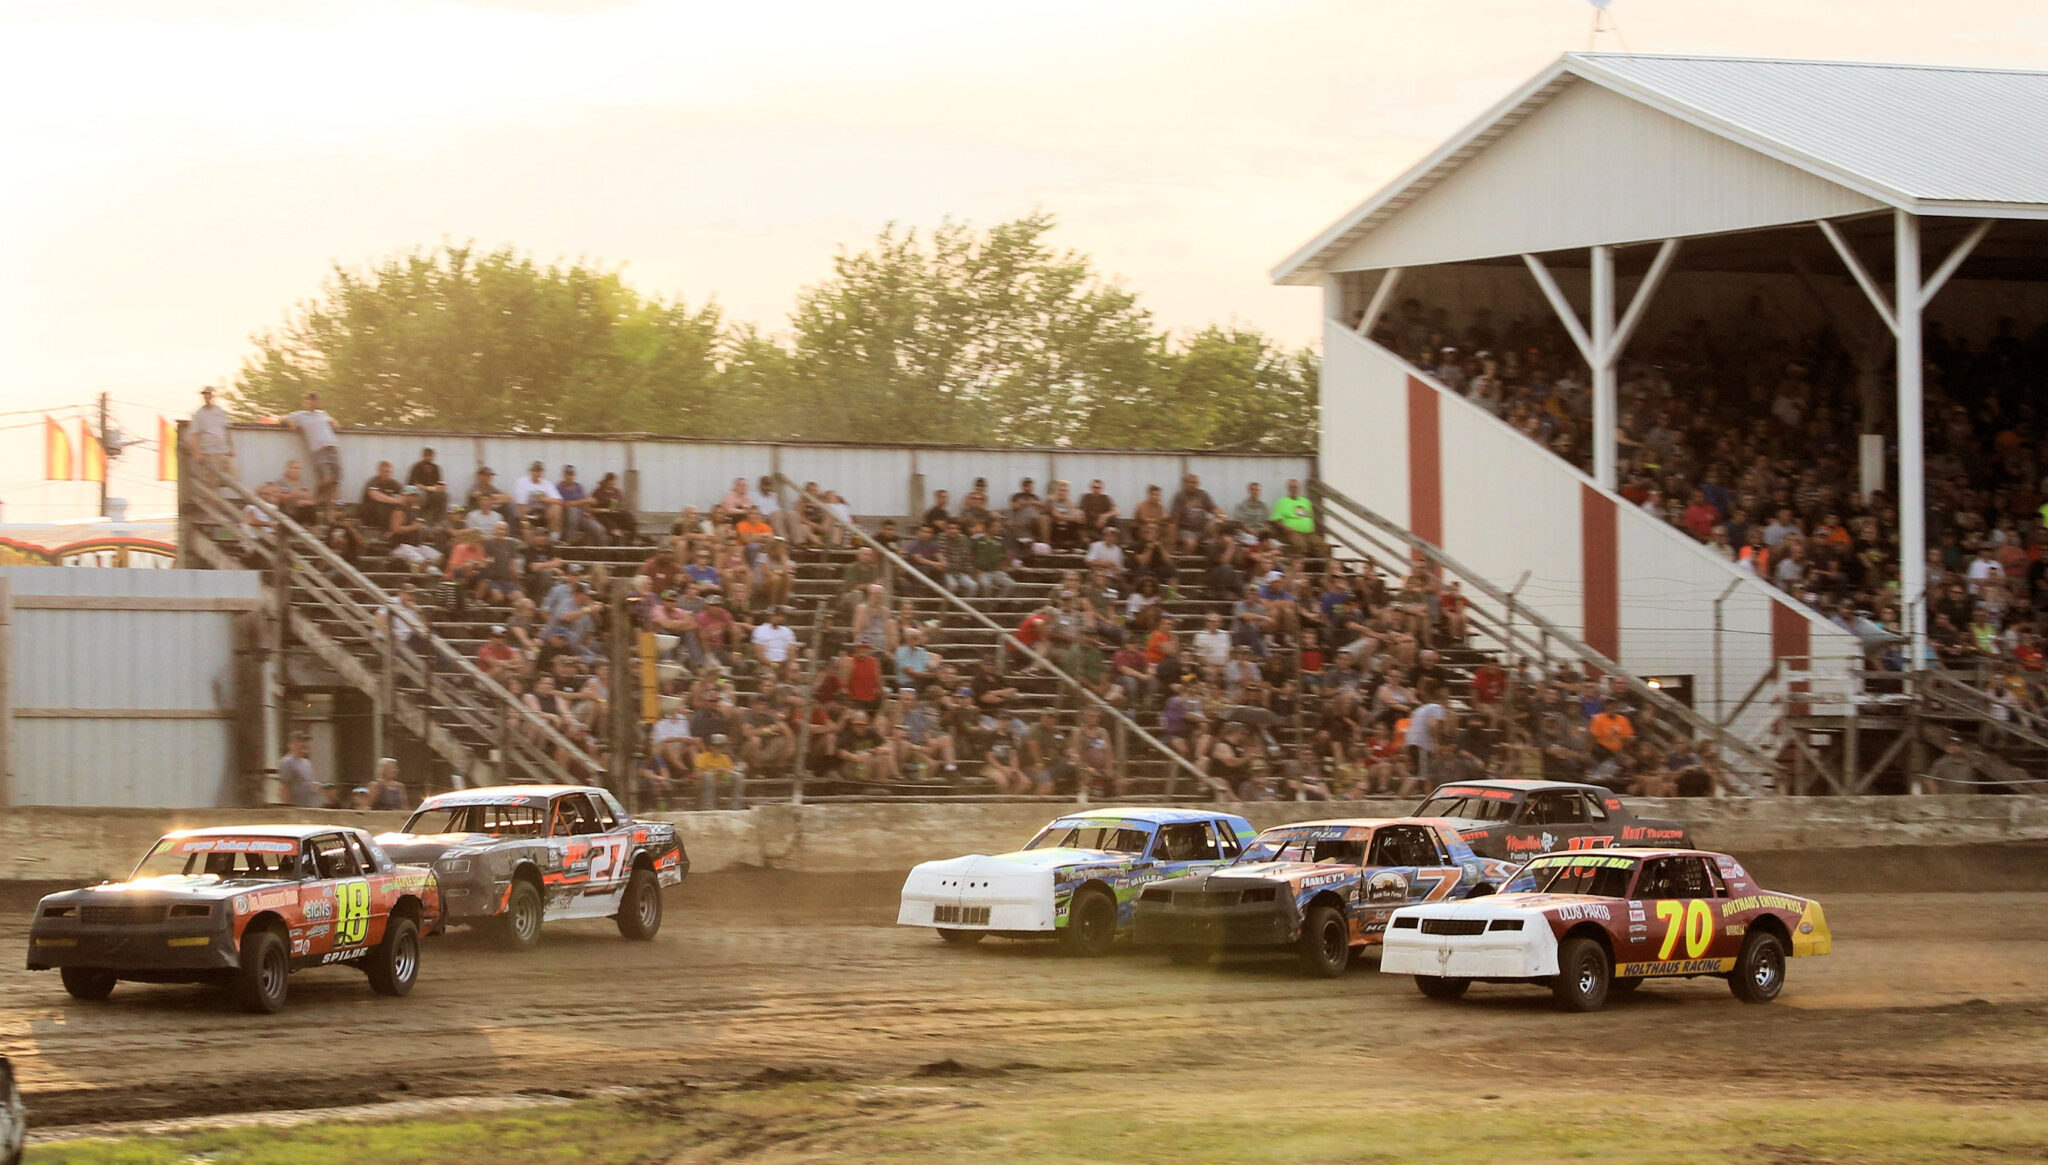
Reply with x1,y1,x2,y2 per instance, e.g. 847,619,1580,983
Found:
1654,899,1715,960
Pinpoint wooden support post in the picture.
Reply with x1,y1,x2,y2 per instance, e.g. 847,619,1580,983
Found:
609,579,636,813
0,577,12,808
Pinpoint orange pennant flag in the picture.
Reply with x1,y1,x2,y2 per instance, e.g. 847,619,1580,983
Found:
80,421,107,484
158,416,179,482
45,417,74,480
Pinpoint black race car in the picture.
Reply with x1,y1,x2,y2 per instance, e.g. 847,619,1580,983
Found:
1412,779,1691,860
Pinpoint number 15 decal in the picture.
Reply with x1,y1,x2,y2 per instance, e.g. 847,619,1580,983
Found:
1654,899,1714,960
335,880,371,945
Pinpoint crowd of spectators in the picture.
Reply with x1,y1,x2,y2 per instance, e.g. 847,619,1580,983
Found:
1369,296,2048,690
227,387,1716,807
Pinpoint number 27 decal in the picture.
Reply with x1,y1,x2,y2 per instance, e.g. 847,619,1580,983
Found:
1654,899,1714,960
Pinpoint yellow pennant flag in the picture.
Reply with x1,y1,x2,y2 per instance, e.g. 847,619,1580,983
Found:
80,421,107,484
45,417,73,480
158,416,179,482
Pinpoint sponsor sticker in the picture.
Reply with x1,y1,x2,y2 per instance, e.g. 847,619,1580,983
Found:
174,838,297,855
290,939,310,956
1622,826,1687,842
233,896,249,915
1725,923,1746,937
1724,893,1804,914
303,924,329,939
300,897,334,922
1529,853,1637,870
1300,872,1349,890
319,948,368,965
1555,903,1611,922
1616,957,1736,977
1367,870,1408,903
247,888,297,912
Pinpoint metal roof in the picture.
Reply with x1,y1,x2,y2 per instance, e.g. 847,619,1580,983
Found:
1275,53,2048,285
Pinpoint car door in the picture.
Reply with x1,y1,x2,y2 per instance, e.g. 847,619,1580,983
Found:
343,831,395,951
1143,822,1219,886
1575,791,1618,849
301,832,373,962
1624,856,1727,971
1516,789,1593,852
584,791,634,894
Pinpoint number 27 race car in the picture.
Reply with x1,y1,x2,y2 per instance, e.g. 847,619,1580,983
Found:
1380,848,1830,1011
27,825,442,1014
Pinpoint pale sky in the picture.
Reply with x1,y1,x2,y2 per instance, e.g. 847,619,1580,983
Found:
3,0,2047,517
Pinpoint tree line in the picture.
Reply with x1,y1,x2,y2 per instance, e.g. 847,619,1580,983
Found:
231,213,1317,451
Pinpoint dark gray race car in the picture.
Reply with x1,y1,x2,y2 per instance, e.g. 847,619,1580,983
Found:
376,785,687,949
1413,779,1691,860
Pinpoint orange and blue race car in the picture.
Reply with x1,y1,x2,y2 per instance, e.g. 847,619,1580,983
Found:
27,825,441,1013
1380,847,1831,1010
376,785,686,948
1131,818,1520,976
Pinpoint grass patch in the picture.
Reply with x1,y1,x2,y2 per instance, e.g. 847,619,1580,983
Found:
33,1077,2048,1164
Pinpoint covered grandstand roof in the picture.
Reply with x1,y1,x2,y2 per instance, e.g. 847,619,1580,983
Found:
1275,53,2048,285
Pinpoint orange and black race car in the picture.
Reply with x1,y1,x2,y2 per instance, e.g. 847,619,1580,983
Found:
27,825,441,1013
1413,779,1692,860
1381,847,1831,1011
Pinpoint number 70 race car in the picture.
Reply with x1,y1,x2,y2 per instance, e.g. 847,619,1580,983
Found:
1380,848,1830,1011
27,825,441,1013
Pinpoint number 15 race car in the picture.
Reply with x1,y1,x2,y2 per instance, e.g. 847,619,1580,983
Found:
1380,848,1830,1011
27,826,441,1013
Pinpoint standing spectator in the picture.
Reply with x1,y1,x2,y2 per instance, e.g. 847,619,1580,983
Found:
368,758,410,811
1406,681,1449,792
282,391,341,525
279,731,323,808
406,447,447,523
512,461,563,536
183,386,235,484
556,466,606,545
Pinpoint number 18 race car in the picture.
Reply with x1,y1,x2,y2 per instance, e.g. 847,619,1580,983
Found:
1132,818,1519,977
27,825,441,1013
376,785,687,949
1380,848,1831,1011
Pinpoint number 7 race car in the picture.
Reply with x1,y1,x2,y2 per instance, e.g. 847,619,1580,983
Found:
27,825,441,1013
1380,847,1831,1011
1132,818,1519,976
376,785,687,949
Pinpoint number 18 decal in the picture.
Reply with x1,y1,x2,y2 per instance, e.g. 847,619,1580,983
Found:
1654,899,1714,960
335,880,371,945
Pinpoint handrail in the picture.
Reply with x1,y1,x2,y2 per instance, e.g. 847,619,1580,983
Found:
1915,668,2048,754
773,475,1230,800
187,475,608,781
1310,481,1783,792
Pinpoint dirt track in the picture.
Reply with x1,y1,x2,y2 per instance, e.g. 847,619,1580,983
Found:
6,844,2048,1133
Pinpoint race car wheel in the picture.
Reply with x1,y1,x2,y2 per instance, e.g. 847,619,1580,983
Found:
233,928,289,1014
366,915,420,997
615,869,662,941
1059,888,1117,958
1728,930,1787,1005
937,929,985,946
1297,904,1349,979
1551,936,1611,1012
1166,946,1210,966
59,967,117,1001
497,880,543,951
1414,975,1470,1001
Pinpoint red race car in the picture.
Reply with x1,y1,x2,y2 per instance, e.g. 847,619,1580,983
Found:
1380,847,1830,1011
27,825,441,1013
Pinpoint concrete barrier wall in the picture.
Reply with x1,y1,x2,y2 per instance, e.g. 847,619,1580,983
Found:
7,797,2048,884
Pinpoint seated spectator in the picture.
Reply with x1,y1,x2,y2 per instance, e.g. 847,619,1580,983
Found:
1022,711,1068,793
920,488,952,531
1169,473,1220,553
269,460,318,525
387,488,442,573
1272,479,1321,555
1231,482,1268,532
405,447,448,524
751,607,797,671
738,692,795,776
1047,480,1086,548
1009,477,1049,549
585,471,636,542
476,624,522,680
359,460,405,534
940,520,978,596
554,465,606,545
755,475,805,545
694,733,745,810
968,520,1016,596
715,477,754,525
511,461,563,535
1080,479,1120,537
735,507,773,543
1085,526,1126,574
905,523,948,583
894,628,941,688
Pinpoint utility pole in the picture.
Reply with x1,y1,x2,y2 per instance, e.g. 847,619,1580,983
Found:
97,392,111,518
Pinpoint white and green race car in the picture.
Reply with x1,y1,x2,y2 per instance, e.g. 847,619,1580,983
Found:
897,808,1257,956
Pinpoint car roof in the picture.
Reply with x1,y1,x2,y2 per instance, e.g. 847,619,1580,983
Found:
1429,779,1601,795
1528,847,1724,861
417,785,606,807
161,824,358,841
1048,807,1244,825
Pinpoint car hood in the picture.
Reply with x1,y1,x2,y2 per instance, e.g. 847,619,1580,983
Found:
40,874,276,905
915,848,1137,876
1397,891,1611,919
374,832,504,863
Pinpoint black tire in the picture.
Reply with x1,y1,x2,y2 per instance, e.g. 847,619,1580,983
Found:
59,967,116,1002
1059,888,1118,958
615,869,662,941
936,928,984,946
1415,974,1471,1000
1166,946,1211,966
366,915,420,997
1296,903,1350,979
1552,936,1611,1012
497,879,543,951
1728,931,1787,1005
233,928,289,1014
1610,976,1644,997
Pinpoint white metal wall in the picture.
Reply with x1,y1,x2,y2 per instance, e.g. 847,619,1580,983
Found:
1319,324,1858,744
225,428,1312,522
2,567,261,808
1326,79,1882,273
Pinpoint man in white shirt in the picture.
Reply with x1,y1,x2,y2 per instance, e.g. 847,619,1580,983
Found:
1193,612,1232,669
751,607,797,668
754,474,807,545
1084,527,1126,574
650,706,695,774
1405,682,1449,792
283,391,341,524
511,461,564,535
184,386,235,484
1967,544,2005,595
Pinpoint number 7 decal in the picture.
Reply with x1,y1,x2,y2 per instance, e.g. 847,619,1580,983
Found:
1655,899,1714,960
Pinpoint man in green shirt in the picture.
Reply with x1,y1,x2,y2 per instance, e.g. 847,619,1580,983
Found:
1273,478,1324,555
969,520,1016,596
837,546,882,615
